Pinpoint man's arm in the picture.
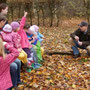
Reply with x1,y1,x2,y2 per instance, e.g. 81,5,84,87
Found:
70,29,80,39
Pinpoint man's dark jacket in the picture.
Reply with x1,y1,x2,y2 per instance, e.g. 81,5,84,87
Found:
70,25,90,47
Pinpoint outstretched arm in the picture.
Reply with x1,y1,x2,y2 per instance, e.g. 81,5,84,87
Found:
19,11,28,31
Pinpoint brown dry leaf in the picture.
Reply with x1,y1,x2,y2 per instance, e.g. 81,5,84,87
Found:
33,83,39,88
20,24,90,89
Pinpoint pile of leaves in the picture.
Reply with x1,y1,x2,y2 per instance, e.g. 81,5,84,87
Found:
19,20,90,89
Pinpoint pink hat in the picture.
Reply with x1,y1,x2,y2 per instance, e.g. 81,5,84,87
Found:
3,24,12,32
11,22,20,30
32,25,39,32
28,26,37,35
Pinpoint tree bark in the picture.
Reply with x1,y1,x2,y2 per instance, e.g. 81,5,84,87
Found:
0,0,7,3
18,3,22,18
83,0,90,25
33,0,38,19
37,11,40,26
29,10,33,26
87,0,90,25
41,7,45,26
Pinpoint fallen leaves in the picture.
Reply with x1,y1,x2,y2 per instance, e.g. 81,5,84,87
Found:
19,25,90,89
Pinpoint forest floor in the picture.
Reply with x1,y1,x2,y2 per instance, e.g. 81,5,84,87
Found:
18,18,90,90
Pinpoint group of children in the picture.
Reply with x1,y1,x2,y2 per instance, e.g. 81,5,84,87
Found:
0,3,44,90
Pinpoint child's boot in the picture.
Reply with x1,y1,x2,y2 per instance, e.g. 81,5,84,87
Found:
24,62,33,69
33,63,40,69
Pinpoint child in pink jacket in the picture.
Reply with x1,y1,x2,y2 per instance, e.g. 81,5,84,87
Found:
0,37,19,90
0,24,31,69
11,12,34,66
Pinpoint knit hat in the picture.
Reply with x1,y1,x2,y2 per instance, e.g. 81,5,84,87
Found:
11,22,20,30
28,26,37,35
32,25,39,32
3,24,12,32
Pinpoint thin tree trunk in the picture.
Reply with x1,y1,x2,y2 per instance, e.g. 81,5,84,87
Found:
29,10,32,26
87,0,90,25
10,7,14,21
83,0,90,25
33,0,38,19
50,13,53,27
11,10,13,21
37,11,39,26
0,0,7,3
41,8,45,26
18,3,21,18
56,17,60,27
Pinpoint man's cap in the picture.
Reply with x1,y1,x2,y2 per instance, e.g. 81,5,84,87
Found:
78,21,88,27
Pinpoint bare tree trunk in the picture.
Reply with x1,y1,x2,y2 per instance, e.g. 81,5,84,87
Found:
50,13,53,27
83,0,87,6
24,1,33,25
86,0,90,25
54,1,63,27
18,3,22,18
39,2,45,26
37,11,39,26
33,0,38,19
0,0,7,3
83,0,90,25
56,17,60,27
9,1,17,21
9,4,14,21
41,7,45,26
48,0,56,27
11,8,14,21
54,4,58,26
29,10,33,26
49,5,53,27
55,11,60,27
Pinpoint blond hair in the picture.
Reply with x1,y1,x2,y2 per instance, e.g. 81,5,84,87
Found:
0,38,6,59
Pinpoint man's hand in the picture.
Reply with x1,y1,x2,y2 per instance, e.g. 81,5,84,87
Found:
75,36,79,41
78,41,82,46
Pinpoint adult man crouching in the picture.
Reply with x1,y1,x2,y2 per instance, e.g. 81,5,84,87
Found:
70,21,90,58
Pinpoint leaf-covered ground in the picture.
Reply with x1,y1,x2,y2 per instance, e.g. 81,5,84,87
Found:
19,19,90,90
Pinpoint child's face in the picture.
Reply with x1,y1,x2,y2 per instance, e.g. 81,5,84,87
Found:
16,27,20,32
2,7,8,15
24,28,28,32
80,26,88,32
14,27,19,32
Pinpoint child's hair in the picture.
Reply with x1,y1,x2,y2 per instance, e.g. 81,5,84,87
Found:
0,3,8,12
11,22,20,31
0,13,7,22
24,23,30,29
0,37,6,59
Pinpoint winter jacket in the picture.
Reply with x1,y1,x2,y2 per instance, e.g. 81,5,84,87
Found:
17,17,32,48
0,45,19,90
70,25,90,47
0,31,22,51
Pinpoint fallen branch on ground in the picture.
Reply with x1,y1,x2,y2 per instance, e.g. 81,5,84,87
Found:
45,51,73,55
